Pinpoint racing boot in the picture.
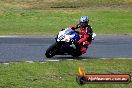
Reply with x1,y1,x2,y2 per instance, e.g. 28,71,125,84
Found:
80,47,87,54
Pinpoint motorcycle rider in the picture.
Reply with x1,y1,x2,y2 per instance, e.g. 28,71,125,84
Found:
69,16,93,54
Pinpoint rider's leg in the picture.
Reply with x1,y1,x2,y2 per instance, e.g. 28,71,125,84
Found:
80,41,91,54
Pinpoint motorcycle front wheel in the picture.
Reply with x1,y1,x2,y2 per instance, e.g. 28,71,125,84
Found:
45,42,58,58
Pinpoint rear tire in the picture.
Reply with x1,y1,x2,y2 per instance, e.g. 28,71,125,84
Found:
45,42,58,58
71,52,82,58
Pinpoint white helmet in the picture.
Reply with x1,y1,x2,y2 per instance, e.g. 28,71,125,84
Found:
80,16,89,23
79,16,89,28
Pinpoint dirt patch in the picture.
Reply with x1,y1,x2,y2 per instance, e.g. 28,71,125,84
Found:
1,0,132,10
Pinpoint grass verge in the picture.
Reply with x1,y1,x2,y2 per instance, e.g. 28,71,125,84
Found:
0,9,132,35
0,59,132,88
0,0,132,35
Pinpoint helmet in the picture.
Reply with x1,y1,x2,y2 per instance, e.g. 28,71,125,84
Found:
79,16,89,28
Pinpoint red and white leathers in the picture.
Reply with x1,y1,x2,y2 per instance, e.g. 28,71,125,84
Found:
70,24,93,53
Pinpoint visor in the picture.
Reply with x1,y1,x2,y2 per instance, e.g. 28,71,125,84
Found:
80,22,88,28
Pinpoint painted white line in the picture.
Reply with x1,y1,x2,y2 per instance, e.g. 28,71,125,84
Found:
0,35,55,38
45,60,60,62
66,59,74,61
100,58,132,59
1,58,131,64
3,63,9,65
40,62,46,63
100,58,109,59
82,59,88,60
114,58,132,59
25,61,34,63
0,36,19,38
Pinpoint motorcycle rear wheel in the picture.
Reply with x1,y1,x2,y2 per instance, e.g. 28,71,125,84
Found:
71,52,82,57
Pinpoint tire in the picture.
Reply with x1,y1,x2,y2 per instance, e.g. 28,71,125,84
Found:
71,51,82,58
45,42,58,58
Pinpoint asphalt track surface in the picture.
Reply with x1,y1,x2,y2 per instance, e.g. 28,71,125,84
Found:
0,35,132,63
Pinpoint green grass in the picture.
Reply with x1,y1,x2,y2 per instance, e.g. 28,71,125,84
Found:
0,9,132,35
0,59,132,88
0,0,132,35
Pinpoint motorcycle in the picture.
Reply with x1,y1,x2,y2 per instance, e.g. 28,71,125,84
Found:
45,28,96,58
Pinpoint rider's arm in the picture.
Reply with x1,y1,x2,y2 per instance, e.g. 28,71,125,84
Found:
69,24,80,30
87,25,96,40
87,24,93,35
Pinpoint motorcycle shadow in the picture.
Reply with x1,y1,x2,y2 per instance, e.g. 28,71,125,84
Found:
49,55,96,60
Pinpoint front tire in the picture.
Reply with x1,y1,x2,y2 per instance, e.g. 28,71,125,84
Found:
45,42,58,58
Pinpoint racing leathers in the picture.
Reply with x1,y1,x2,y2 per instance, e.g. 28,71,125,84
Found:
70,24,93,54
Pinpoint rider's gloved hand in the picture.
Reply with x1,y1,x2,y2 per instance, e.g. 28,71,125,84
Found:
70,26,76,30
92,33,96,40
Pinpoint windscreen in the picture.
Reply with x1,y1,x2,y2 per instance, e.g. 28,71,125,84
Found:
64,28,74,35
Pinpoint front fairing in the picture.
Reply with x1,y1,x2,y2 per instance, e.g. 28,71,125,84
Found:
54,28,80,55
56,28,80,42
